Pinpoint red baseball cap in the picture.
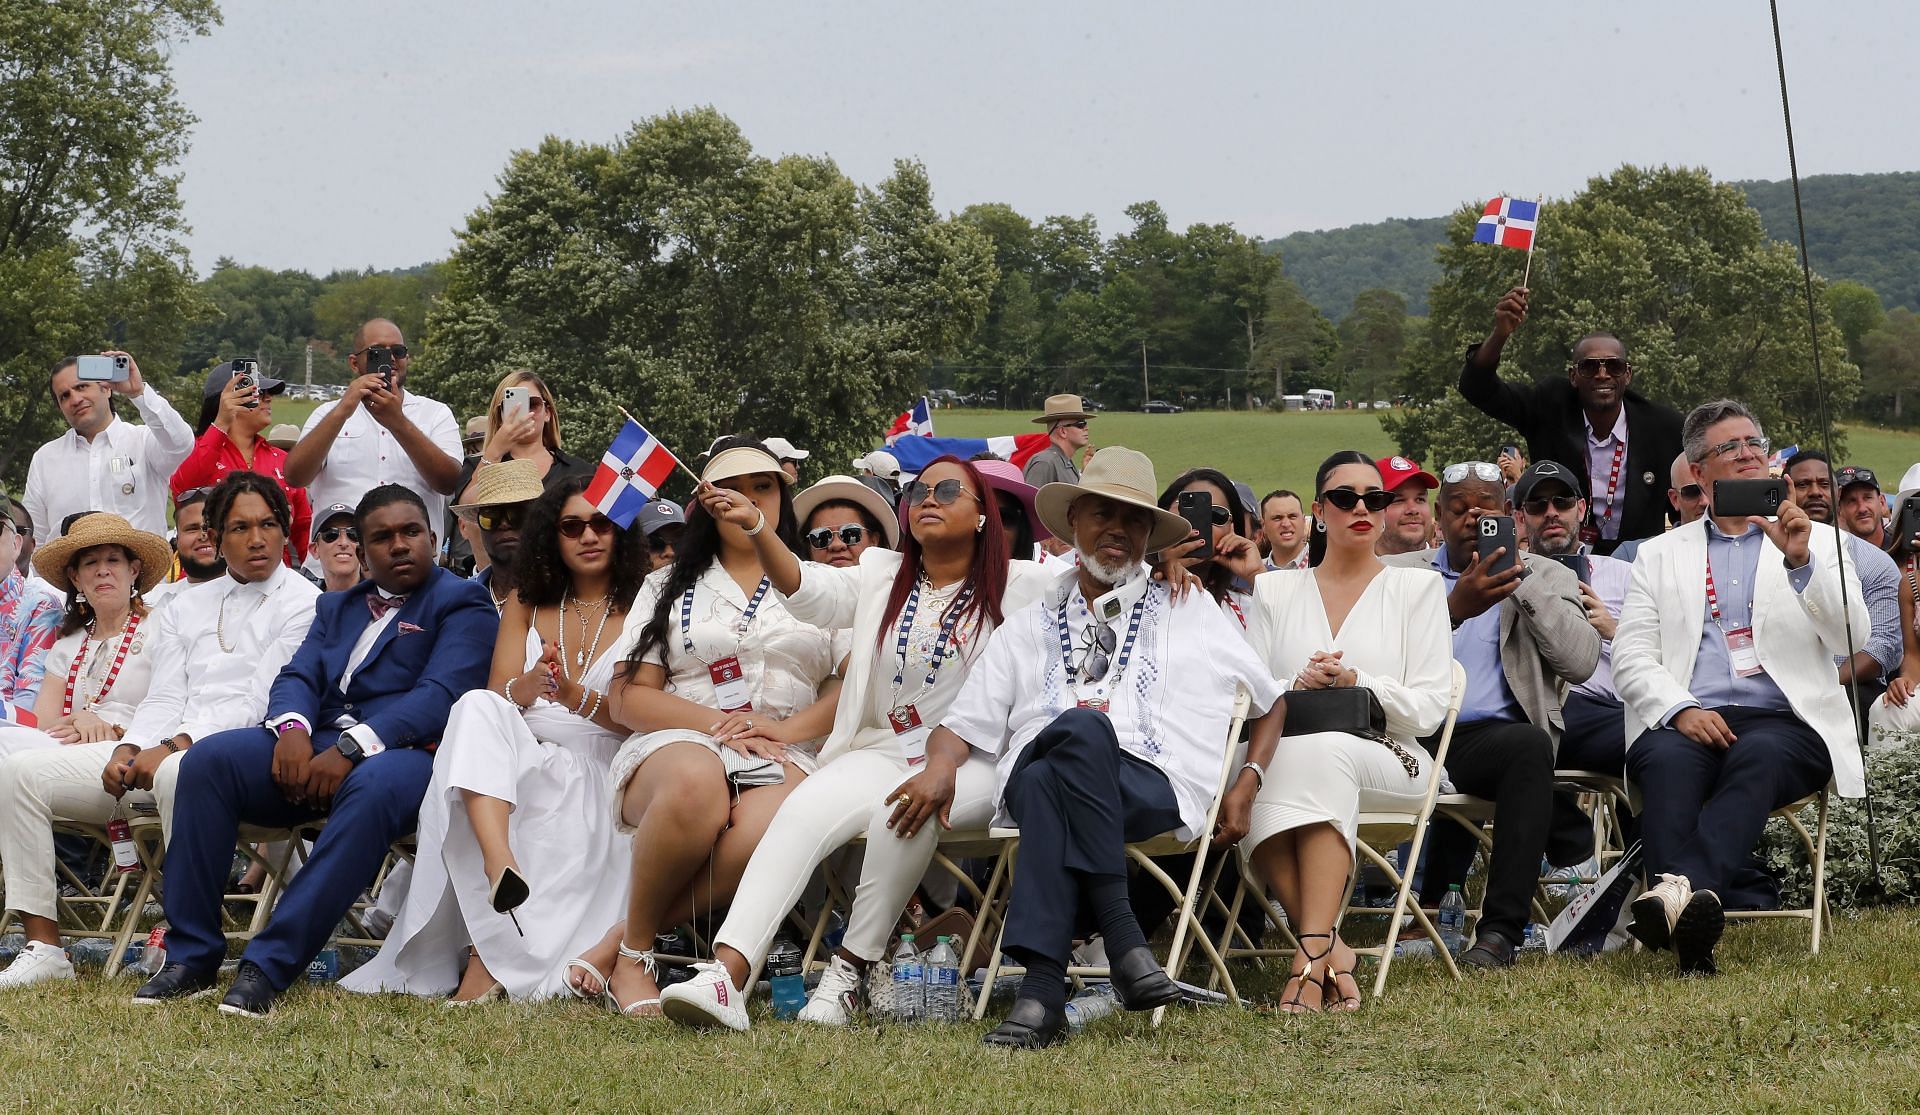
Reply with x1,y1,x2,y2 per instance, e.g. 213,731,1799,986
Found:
1375,455,1438,493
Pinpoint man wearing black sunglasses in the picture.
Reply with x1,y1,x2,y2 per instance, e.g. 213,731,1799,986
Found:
1457,286,1683,556
283,319,464,563
450,459,545,612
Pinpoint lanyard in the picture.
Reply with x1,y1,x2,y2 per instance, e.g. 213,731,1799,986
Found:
1225,594,1247,629
681,576,770,658
1591,437,1626,529
1703,537,1748,631
1056,591,1147,687
890,580,974,707
63,612,141,716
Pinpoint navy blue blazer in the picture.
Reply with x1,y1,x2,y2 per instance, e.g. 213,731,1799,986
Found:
266,565,498,750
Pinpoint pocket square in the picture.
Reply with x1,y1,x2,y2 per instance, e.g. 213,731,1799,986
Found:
397,621,424,635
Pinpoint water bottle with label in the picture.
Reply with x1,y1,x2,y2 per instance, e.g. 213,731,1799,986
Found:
133,926,168,977
922,935,961,1022
888,933,924,1022
306,946,339,983
767,936,807,1020
1437,884,1468,956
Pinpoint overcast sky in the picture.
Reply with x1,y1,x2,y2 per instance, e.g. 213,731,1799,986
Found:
168,0,1916,275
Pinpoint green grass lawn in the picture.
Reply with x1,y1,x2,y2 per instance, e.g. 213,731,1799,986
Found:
2,914,1915,1112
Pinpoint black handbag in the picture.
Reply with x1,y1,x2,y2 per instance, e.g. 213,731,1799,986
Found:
1280,686,1421,777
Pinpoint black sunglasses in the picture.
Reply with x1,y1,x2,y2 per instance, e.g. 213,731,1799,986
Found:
557,514,616,539
473,506,526,532
1521,495,1580,515
1678,484,1704,500
316,525,359,545
1571,357,1629,377
905,479,979,507
806,525,868,550
1320,487,1394,513
355,343,411,361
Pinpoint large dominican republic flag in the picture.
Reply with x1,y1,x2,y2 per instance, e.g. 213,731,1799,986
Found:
884,396,936,444
1473,196,1538,250
585,418,681,529
883,432,1053,475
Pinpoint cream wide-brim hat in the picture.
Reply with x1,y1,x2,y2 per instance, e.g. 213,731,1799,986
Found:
451,458,546,514
32,513,171,595
794,475,901,548
1033,447,1192,553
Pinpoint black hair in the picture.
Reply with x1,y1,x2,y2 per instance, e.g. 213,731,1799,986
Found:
205,471,292,540
59,511,95,535
1782,449,1829,474
804,499,887,549
1157,466,1250,603
624,436,803,673
354,484,430,536
513,475,647,609
1307,451,1381,568
1571,331,1628,359
46,357,79,404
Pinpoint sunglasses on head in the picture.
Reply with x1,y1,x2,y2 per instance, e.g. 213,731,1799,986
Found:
1521,494,1580,515
906,478,979,507
557,514,616,539
355,343,410,361
316,525,359,545
1319,487,1394,513
806,525,868,550
1442,461,1503,485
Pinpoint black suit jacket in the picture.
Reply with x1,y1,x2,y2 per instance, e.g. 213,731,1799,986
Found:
1457,343,1684,554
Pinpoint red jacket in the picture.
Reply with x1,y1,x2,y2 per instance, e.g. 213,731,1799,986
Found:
170,426,313,562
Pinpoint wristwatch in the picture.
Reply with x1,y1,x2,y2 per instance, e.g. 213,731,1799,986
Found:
335,733,365,763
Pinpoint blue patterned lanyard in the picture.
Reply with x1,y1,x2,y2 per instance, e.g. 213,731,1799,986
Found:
1055,589,1146,686
681,576,771,657
891,579,974,702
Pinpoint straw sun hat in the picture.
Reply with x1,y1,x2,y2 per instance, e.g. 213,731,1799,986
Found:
1032,447,1191,552
32,513,171,596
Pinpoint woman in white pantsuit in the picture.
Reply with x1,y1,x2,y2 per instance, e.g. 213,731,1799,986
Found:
342,477,642,1003
650,456,1056,1032
1868,516,1920,750
1234,451,1452,1014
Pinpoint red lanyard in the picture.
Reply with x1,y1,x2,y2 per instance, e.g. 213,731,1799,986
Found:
1703,549,1745,630
1594,438,1626,524
1225,594,1246,629
63,612,141,716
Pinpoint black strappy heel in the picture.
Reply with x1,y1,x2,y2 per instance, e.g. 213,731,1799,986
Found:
1281,932,1332,1014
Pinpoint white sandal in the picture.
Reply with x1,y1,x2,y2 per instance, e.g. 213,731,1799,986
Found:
563,957,612,1005
613,941,663,1017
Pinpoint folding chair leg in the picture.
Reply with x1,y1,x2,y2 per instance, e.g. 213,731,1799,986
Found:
972,841,1017,1021
1810,794,1829,955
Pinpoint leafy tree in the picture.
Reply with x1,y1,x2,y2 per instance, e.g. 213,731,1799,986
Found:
413,108,994,482
1827,279,1887,363
0,0,218,480
1251,274,1339,403
1384,165,1860,467
1334,288,1407,406
1739,172,1920,313
1859,309,1920,423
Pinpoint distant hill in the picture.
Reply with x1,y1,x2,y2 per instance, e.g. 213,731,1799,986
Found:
1269,171,1920,318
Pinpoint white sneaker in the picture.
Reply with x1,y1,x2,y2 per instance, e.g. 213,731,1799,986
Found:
797,954,862,1026
658,962,750,1032
0,941,76,990
1629,872,1691,951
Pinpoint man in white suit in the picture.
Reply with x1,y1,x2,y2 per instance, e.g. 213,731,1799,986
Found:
1613,400,1869,975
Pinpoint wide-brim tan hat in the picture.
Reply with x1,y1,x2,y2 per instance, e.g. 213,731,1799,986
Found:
33,513,171,595
265,423,301,449
451,458,546,513
1033,447,1192,552
1031,393,1094,425
703,445,789,485
794,475,900,548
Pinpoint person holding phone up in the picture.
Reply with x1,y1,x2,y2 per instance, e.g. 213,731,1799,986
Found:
1381,461,1599,969
24,352,195,546
170,362,313,562
446,370,592,576
1613,400,1869,977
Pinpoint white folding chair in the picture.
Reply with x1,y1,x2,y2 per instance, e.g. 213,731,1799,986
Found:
1725,789,1830,953
1552,769,1634,876
971,689,1254,1026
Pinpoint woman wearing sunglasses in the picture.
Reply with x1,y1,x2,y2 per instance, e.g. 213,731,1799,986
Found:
795,475,898,568
1228,450,1452,1013
449,371,592,575
651,455,1056,1032
564,438,841,1017
1156,467,1263,631
343,476,646,1003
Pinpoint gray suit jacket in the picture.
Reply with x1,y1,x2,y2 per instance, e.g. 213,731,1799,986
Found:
1382,548,1601,750
1022,444,1080,488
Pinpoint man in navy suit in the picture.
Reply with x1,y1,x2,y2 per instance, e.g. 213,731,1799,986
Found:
134,485,497,1016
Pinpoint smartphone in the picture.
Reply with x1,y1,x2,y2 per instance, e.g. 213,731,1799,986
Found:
1547,551,1590,585
1888,494,1920,552
1477,514,1518,577
1177,490,1215,561
502,385,530,426
1500,443,1520,460
76,354,130,382
1714,477,1786,519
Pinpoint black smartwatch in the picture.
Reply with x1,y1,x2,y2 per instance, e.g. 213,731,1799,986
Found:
335,733,365,763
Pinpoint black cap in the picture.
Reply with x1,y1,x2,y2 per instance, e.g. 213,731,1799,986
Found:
1513,460,1585,505
202,360,287,399
1836,466,1880,493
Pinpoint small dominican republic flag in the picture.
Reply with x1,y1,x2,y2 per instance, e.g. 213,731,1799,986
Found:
1473,197,1538,250
585,418,682,529
884,396,936,445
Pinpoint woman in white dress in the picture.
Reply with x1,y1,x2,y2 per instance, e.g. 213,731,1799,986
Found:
341,477,644,1003
572,438,842,1016
1232,451,1452,1013
654,455,1057,1030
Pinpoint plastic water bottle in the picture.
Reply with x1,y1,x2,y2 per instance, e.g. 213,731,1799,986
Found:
1062,985,1119,1030
922,935,961,1022
888,933,924,1022
1437,885,1468,956
767,937,807,1020
305,947,339,983
132,926,168,977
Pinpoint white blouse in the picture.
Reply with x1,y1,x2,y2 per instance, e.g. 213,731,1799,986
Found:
40,616,160,728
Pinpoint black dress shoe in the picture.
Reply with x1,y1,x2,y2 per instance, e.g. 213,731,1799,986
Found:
218,960,279,1020
981,997,1068,1050
131,962,220,1005
1459,930,1517,970
1108,946,1182,1011
1672,890,1724,977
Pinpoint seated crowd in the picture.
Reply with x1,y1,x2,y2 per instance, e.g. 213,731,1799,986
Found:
0,296,1902,1048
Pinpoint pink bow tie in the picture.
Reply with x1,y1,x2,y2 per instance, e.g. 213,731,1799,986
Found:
367,593,408,621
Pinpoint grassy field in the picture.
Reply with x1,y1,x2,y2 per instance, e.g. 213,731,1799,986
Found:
1,914,1914,1112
